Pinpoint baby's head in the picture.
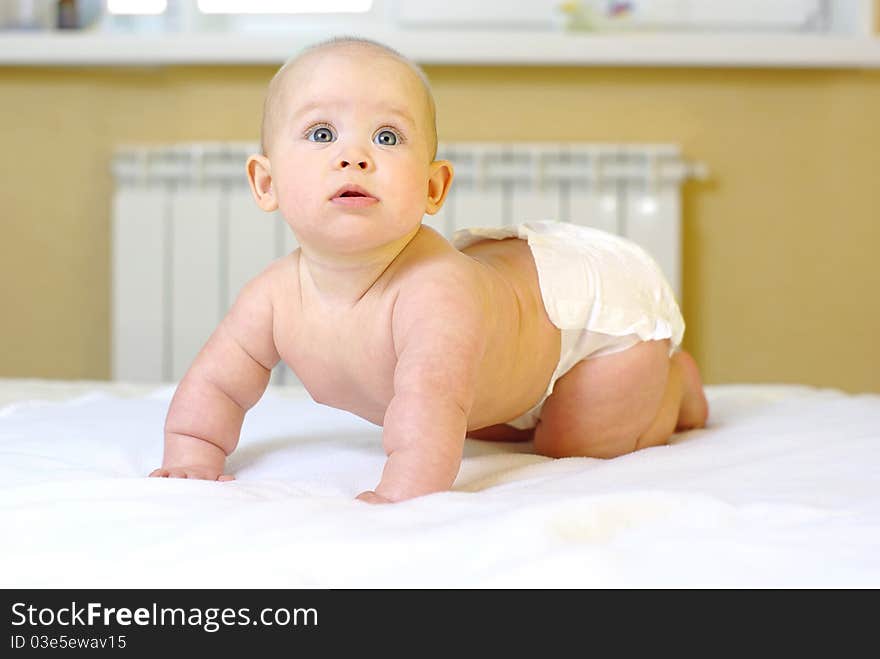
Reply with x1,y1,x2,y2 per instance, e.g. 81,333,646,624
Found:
247,37,452,256
260,37,438,161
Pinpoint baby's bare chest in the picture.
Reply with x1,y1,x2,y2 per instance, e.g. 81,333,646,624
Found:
273,299,398,424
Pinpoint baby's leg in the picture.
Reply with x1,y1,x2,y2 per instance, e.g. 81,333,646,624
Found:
533,340,708,459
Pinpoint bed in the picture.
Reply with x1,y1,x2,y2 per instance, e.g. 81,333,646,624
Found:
2,378,878,588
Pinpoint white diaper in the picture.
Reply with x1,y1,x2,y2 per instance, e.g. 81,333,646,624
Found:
452,220,685,430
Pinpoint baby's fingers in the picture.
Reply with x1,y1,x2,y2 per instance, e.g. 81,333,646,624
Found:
356,490,391,504
149,467,190,478
149,467,234,481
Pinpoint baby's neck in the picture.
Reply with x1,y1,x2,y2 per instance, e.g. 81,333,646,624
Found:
297,227,420,307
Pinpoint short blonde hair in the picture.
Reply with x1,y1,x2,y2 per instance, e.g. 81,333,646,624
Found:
260,36,438,160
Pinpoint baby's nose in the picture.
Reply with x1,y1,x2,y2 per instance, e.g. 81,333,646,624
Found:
340,159,369,170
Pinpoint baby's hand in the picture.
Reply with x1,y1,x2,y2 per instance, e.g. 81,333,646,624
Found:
149,466,235,481
152,432,233,481
356,490,391,504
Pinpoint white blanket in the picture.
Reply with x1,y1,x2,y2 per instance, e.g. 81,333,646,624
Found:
2,379,879,588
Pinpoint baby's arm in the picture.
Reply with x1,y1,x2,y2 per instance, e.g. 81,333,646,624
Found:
150,274,280,481
359,273,486,503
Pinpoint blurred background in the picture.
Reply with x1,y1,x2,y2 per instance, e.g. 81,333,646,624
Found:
0,0,878,392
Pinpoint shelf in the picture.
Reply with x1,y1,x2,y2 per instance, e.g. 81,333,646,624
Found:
1,30,880,68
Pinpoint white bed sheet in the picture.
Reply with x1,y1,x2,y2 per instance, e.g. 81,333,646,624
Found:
1,378,878,588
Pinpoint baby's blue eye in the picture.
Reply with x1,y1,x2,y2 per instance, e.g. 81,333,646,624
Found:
308,126,336,143
373,129,398,146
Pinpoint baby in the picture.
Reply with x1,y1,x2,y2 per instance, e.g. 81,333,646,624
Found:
150,36,708,503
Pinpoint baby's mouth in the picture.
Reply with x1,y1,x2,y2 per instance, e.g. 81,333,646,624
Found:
331,184,379,207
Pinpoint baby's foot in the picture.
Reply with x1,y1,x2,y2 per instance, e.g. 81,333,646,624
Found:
673,350,709,430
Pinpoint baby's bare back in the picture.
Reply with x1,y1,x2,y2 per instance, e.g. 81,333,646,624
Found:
270,225,561,430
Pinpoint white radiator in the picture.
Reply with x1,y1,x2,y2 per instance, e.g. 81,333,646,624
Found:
111,142,706,384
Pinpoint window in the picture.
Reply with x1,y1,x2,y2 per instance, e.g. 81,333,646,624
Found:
196,1,373,14
97,0,876,36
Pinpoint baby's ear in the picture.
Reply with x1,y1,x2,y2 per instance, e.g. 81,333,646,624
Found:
425,159,454,215
246,154,278,212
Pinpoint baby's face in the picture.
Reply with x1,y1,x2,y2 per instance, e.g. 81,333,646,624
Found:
266,49,438,255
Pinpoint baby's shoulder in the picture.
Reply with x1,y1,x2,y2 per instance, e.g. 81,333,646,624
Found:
395,230,482,297
233,250,299,312
392,233,489,329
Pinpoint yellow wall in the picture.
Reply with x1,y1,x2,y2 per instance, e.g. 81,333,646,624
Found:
0,65,878,392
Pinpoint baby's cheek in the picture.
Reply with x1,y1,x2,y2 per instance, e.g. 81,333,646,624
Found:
276,185,312,223
399,180,432,216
